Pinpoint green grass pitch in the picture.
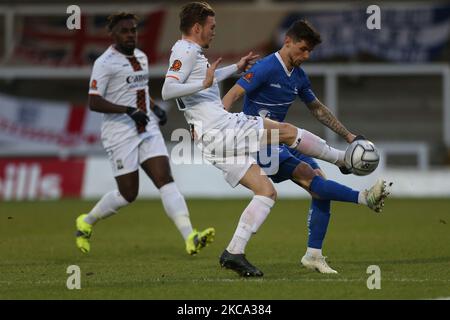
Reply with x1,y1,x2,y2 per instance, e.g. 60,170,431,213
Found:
0,198,449,299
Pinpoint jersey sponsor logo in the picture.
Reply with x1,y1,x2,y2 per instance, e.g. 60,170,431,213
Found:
270,83,281,88
90,79,98,90
243,72,254,83
126,74,149,84
169,59,182,72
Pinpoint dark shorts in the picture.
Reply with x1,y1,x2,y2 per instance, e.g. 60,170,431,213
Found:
257,144,320,183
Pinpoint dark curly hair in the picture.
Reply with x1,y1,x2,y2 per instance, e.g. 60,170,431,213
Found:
107,12,139,32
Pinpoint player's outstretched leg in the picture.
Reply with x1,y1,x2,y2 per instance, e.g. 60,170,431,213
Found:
290,160,391,212
262,118,346,168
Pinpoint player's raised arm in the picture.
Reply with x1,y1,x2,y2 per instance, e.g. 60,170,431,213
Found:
161,49,222,101
202,57,223,88
222,83,246,111
306,98,356,143
214,51,259,85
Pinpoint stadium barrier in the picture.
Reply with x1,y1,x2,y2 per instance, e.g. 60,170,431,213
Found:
1,153,450,201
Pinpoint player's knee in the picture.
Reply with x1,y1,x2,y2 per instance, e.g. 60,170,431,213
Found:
279,123,296,141
119,189,138,203
293,162,317,188
256,185,277,201
269,188,277,201
262,189,277,201
153,175,174,189
314,168,326,179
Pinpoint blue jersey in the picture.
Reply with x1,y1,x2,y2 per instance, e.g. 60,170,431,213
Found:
237,52,319,183
237,52,316,122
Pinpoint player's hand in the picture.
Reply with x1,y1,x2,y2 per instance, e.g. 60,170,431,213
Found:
352,134,367,142
152,103,167,126
236,51,259,73
126,107,149,128
345,133,357,143
203,57,222,88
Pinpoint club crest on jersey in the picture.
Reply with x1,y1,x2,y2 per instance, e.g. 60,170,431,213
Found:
170,60,182,71
243,72,254,83
90,79,98,90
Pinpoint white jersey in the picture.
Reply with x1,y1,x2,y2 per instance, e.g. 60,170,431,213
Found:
165,39,230,131
89,45,157,148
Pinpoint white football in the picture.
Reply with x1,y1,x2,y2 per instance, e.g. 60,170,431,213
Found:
344,139,380,176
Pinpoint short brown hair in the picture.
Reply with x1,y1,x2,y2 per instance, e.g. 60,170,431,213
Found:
286,20,322,47
107,12,139,32
179,2,215,34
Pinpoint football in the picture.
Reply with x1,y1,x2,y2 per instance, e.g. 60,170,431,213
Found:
344,139,380,176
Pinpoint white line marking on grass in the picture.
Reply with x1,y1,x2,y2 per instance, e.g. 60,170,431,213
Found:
1,277,450,286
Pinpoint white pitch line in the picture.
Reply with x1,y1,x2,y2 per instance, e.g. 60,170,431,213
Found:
1,277,450,286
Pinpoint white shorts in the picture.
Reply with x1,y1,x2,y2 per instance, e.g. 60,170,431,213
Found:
104,127,169,177
196,112,264,187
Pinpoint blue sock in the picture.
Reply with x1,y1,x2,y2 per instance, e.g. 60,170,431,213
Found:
307,198,331,249
310,175,359,203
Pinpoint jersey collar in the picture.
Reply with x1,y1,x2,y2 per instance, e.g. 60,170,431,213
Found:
275,52,294,77
110,45,136,58
180,39,203,52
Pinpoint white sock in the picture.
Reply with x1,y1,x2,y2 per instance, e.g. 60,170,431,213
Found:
159,182,193,240
306,247,323,258
358,191,368,205
290,129,345,167
84,190,129,225
226,195,275,254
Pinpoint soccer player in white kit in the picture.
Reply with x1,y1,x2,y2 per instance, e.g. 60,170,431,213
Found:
162,3,387,277
75,13,215,256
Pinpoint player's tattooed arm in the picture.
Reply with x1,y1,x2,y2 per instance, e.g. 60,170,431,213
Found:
307,99,356,143
222,84,246,111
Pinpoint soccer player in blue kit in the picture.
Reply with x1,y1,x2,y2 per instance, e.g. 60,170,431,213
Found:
222,20,390,273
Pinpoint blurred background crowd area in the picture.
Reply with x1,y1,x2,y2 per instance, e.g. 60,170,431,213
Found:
0,0,449,168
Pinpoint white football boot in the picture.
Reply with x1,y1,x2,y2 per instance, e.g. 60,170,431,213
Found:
301,254,338,274
362,179,392,213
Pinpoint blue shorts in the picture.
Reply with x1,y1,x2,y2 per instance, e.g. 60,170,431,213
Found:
257,144,320,183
